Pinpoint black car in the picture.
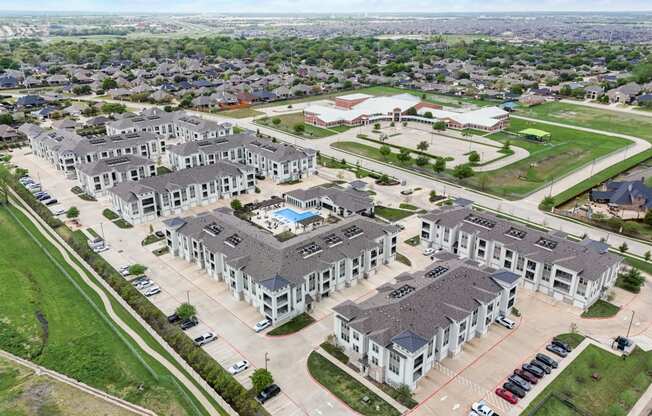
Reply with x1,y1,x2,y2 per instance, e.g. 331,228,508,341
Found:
255,174,266,180
503,381,526,398
167,313,180,324
536,353,558,369
552,338,572,353
44,198,58,206
523,363,545,378
256,384,281,404
546,344,568,358
508,374,531,391
531,359,552,374
180,316,199,330
155,230,165,238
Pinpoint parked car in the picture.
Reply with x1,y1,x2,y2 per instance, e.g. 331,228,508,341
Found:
523,363,545,378
35,193,50,201
546,344,568,358
514,369,538,384
227,360,249,375
552,338,572,353
180,317,199,330
51,206,65,216
154,230,165,238
143,286,161,297
167,312,180,324
496,315,516,329
530,359,551,374
256,384,281,404
471,401,496,416
495,387,518,404
423,247,436,256
254,319,271,333
135,279,154,290
508,374,531,391
43,198,58,206
193,332,217,347
503,382,526,399
255,174,266,180
536,353,559,369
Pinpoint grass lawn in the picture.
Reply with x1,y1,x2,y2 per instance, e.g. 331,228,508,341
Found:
375,206,415,222
157,166,172,175
320,342,349,364
256,112,336,138
142,233,164,246
395,253,412,267
113,218,133,229
520,344,652,416
555,333,586,349
399,203,420,211
527,395,583,416
0,204,204,416
307,352,400,416
516,101,652,140
268,313,315,336
102,208,119,221
467,118,631,198
219,108,264,118
331,141,436,173
581,300,620,318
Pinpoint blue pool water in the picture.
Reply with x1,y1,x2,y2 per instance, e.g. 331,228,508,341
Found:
274,208,318,223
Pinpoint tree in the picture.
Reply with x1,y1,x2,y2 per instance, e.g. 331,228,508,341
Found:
406,106,417,116
423,111,433,119
645,251,651,262
379,174,390,184
433,121,446,131
272,117,281,126
429,190,437,202
66,206,79,219
644,210,652,226
468,151,480,163
478,174,490,191
231,199,243,211
417,141,429,151
452,164,474,179
128,264,147,276
397,148,411,163
540,196,556,212
415,156,429,166
373,123,381,130
0,113,13,125
101,102,126,114
101,78,118,91
176,302,197,320
618,268,645,293
250,368,274,394
503,140,511,151
433,158,446,174
619,242,629,253
379,145,391,160
293,123,305,134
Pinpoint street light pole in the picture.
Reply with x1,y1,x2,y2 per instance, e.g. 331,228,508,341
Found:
626,311,635,338
265,352,270,371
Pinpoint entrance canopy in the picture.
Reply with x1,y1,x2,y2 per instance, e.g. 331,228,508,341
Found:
518,128,551,141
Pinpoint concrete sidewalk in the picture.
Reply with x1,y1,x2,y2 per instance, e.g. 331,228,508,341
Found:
316,347,409,414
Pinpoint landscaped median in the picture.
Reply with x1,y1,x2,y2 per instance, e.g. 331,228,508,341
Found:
267,313,315,336
307,351,401,416
580,299,621,319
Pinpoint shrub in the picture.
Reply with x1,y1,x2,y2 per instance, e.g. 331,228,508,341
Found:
250,368,274,394
128,264,147,276
102,209,119,220
175,303,196,321
66,206,79,219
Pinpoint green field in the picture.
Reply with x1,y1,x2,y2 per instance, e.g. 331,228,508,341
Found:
465,118,631,198
516,101,652,141
256,112,336,138
0,204,208,416
218,108,264,119
521,344,652,416
375,206,416,222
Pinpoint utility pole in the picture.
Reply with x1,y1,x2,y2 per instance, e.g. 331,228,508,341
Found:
626,310,635,338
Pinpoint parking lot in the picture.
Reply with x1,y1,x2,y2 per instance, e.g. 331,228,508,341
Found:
11,147,652,416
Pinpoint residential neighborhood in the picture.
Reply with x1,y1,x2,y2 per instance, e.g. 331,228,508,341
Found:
0,7,652,416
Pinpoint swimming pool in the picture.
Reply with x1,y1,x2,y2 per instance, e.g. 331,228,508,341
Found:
274,208,318,223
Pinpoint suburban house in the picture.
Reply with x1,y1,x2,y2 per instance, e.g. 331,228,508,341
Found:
419,206,622,309
590,178,652,218
333,255,520,391
304,93,509,132
284,185,374,217
108,161,256,224
607,82,642,104
76,155,156,198
585,85,605,100
164,208,399,324
167,133,317,183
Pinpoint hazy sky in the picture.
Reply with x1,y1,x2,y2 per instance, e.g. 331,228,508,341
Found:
1,0,651,13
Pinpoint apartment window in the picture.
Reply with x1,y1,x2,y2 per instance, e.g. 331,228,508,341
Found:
516,257,525,272
443,327,450,346
427,340,433,357
493,245,502,260
460,233,468,249
443,228,450,242
472,309,478,326
542,263,552,282
353,344,359,353
371,357,378,366
353,332,359,341
389,351,400,375
372,344,379,353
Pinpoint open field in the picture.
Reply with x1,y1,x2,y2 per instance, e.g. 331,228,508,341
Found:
0,354,139,416
256,112,336,138
0,203,207,416
217,108,264,119
521,344,652,416
516,101,652,140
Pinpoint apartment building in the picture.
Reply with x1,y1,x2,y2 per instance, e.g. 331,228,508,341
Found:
164,209,399,324
420,206,623,309
284,185,374,217
109,161,255,224
76,155,156,198
106,109,232,141
333,255,520,391
167,133,317,183
28,128,165,179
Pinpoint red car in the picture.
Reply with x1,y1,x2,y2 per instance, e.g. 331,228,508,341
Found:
495,387,518,404
514,368,538,384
